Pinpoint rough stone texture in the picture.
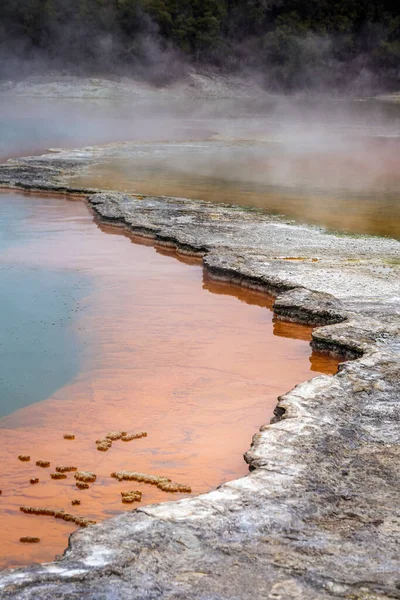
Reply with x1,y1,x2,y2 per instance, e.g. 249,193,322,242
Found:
0,154,399,599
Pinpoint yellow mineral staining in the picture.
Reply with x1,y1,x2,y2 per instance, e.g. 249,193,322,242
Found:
121,490,142,504
63,434,75,440
157,481,192,494
30,478,39,485
19,506,95,528
71,499,81,506
50,473,67,480
20,537,40,543
76,482,89,490
121,432,147,442
55,466,77,473
36,460,50,468
278,256,319,263
18,455,30,462
74,471,96,483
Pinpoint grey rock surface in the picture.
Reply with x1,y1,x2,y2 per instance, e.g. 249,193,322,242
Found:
0,154,399,599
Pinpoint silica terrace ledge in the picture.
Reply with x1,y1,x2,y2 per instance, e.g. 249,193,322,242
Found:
0,151,399,599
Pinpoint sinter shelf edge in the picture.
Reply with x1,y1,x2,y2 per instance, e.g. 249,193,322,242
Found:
0,154,399,600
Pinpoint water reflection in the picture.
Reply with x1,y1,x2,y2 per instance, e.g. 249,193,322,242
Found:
204,277,340,375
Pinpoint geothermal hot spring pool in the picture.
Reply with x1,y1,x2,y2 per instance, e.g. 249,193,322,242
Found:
0,190,341,568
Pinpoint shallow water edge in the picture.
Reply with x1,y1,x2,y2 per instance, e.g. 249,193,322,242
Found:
0,190,343,568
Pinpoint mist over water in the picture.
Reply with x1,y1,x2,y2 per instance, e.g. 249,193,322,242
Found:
1,78,400,238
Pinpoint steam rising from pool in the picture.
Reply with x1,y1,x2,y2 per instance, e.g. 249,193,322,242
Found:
1,77,399,238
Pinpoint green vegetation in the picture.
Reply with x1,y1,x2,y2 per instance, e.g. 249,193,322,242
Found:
0,0,399,91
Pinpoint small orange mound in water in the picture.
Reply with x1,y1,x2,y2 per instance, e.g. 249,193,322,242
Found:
63,434,75,440
121,490,142,504
95,437,113,451
20,506,95,528
18,455,30,462
29,478,39,485
55,466,77,473
110,471,191,493
36,460,50,468
111,471,170,485
95,431,147,451
74,471,96,483
95,438,112,446
96,443,110,452
121,432,147,442
20,506,58,516
105,431,127,441
76,482,89,490
20,537,40,544
158,481,192,494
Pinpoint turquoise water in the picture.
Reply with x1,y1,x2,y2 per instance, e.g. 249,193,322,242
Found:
0,196,88,417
